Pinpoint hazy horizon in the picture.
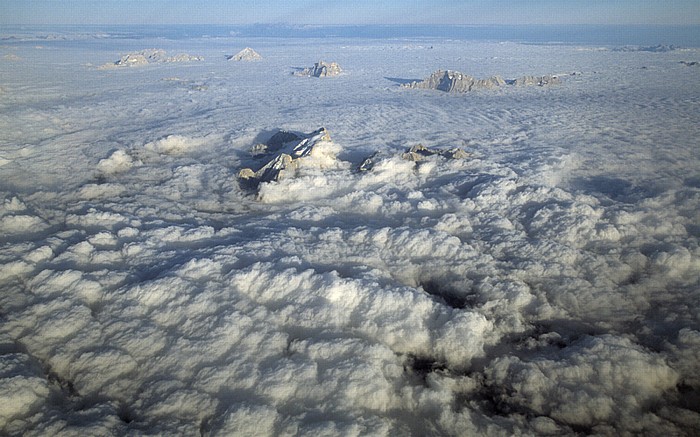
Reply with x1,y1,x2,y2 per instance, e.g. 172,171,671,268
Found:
3,23,700,48
3,0,700,26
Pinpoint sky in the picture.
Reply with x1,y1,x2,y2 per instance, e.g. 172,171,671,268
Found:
2,0,700,26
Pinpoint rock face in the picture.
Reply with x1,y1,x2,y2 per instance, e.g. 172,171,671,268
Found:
99,49,203,69
239,128,334,186
228,47,262,61
358,144,469,171
401,144,470,161
239,128,471,191
294,61,342,77
403,70,560,93
404,70,505,92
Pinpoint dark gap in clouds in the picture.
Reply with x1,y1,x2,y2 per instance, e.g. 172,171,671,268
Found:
570,175,662,203
455,174,504,199
676,384,700,414
684,176,700,189
404,354,448,382
117,403,136,424
420,279,476,309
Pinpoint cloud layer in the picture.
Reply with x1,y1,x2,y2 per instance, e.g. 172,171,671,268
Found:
1,31,699,435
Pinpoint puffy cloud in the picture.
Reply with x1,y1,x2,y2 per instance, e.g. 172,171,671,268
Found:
143,135,206,155
486,336,679,428
96,149,136,174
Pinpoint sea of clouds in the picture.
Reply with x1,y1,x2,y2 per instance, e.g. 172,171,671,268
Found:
1,29,699,435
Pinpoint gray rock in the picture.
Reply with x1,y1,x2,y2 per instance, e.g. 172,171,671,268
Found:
239,153,297,183
403,70,504,92
99,49,202,69
294,61,342,77
404,70,561,93
401,144,470,162
358,152,380,172
239,128,333,186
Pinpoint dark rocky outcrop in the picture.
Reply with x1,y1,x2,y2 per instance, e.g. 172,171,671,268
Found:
401,144,470,162
358,144,469,172
239,128,333,185
403,70,561,93
294,61,342,77
403,70,505,92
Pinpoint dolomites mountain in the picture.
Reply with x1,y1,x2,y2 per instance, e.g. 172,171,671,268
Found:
240,130,470,188
403,69,560,93
99,49,203,69
227,47,262,61
294,61,343,77
404,70,505,92
239,127,335,185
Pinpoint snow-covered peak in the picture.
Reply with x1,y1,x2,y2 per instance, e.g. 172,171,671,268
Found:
227,47,262,61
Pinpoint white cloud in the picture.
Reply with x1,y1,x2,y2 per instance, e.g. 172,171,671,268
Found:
143,135,206,155
484,335,679,429
96,149,136,174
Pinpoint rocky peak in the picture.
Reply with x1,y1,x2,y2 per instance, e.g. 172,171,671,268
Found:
239,128,334,186
99,49,202,69
294,61,343,77
403,69,561,93
228,47,262,61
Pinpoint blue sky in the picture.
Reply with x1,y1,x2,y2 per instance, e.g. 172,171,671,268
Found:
2,0,699,26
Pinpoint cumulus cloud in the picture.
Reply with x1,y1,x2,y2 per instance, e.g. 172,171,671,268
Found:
96,149,137,174
484,335,679,431
143,135,206,155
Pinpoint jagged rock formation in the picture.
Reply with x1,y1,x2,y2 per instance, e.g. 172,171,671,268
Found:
403,70,561,93
239,128,334,185
239,128,471,191
680,61,699,67
404,70,505,92
613,45,679,52
401,144,470,161
99,49,203,69
358,144,469,172
227,47,262,61
294,61,342,77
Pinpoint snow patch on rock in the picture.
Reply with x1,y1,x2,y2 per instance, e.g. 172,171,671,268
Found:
99,49,203,69
227,47,262,61
404,69,561,93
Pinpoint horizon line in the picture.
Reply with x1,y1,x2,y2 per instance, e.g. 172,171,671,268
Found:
5,23,700,27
